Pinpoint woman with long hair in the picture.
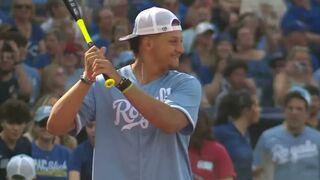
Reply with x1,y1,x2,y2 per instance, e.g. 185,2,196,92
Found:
213,90,260,180
33,63,66,110
189,109,236,180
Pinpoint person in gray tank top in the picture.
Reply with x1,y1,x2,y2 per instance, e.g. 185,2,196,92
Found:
47,7,202,180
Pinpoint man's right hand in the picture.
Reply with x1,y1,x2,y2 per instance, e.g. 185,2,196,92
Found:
83,46,106,81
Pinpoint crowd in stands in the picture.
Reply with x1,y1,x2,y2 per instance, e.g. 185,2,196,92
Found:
1,0,320,179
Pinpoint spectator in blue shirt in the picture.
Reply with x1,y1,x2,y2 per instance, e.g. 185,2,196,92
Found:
68,121,95,180
32,105,70,180
34,29,66,70
10,0,45,68
213,90,261,180
91,7,113,50
281,0,320,35
253,86,320,180
281,0,320,59
281,20,320,71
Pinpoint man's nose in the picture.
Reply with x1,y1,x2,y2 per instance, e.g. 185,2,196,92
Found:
176,43,184,55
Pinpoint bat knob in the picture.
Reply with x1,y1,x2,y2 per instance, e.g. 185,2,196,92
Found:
105,79,115,88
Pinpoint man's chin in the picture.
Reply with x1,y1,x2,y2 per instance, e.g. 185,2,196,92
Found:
169,66,178,70
168,63,179,70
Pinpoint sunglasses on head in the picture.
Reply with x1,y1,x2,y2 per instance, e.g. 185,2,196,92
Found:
14,4,32,9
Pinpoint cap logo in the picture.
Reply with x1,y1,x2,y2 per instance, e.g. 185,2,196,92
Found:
162,27,168,31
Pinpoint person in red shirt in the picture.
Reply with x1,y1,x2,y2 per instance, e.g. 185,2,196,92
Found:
189,109,236,180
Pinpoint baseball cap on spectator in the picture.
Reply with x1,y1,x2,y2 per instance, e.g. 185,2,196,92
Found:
287,86,312,106
282,21,308,37
119,7,182,41
34,105,52,127
6,154,36,180
195,22,216,35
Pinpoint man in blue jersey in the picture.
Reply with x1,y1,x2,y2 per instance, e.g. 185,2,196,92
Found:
253,86,320,180
47,7,202,180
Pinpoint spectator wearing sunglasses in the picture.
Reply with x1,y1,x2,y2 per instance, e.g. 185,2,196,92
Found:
32,105,70,180
9,0,45,69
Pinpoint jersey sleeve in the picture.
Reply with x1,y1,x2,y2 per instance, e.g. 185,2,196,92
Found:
214,142,237,179
253,132,267,169
164,76,202,135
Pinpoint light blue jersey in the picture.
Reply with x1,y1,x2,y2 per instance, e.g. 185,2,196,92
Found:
74,65,202,180
253,125,320,180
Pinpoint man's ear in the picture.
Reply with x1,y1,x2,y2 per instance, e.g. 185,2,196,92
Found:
141,36,154,51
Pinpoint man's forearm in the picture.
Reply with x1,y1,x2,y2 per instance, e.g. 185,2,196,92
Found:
47,80,91,135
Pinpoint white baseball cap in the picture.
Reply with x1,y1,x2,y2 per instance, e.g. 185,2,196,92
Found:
34,105,52,122
195,22,216,35
288,86,311,106
6,154,36,180
119,7,182,41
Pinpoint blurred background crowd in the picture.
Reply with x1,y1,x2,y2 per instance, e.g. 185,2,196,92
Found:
1,0,320,179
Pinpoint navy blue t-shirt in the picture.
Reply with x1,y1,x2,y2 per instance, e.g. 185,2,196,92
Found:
0,136,32,179
213,121,253,180
68,140,93,180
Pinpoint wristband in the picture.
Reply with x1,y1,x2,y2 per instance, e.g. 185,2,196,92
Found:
80,74,94,85
116,77,133,93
